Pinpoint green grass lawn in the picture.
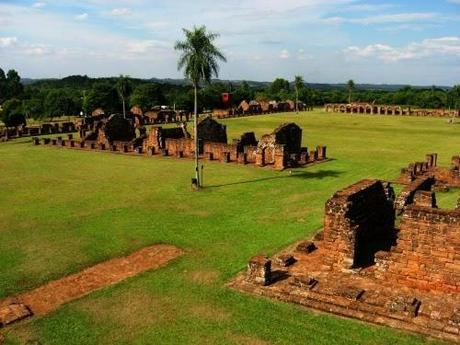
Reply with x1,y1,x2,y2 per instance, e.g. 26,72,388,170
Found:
1,110,458,345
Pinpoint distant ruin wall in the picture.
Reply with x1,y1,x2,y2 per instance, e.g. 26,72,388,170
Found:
325,103,459,117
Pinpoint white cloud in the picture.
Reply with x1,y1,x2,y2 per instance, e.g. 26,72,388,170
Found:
75,13,89,21
323,12,439,25
280,49,290,59
0,37,18,48
109,8,132,16
344,37,460,62
448,0,460,4
23,44,52,56
126,40,170,54
0,37,52,56
32,2,46,9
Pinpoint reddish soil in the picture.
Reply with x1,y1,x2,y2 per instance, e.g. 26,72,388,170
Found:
0,244,183,322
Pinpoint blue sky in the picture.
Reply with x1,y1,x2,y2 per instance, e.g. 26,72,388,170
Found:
0,0,459,85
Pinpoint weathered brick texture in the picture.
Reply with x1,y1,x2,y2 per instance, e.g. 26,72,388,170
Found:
323,179,395,269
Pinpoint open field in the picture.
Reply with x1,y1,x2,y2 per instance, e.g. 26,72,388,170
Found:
1,110,459,344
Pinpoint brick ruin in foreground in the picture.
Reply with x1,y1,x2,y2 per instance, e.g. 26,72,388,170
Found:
34,118,329,171
230,158,460,342
325,102,459,118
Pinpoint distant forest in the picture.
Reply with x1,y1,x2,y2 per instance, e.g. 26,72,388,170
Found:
1,68,459,126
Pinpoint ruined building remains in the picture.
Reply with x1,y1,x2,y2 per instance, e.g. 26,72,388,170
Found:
231,171,460,343
34,118,329,171
325,103,459,117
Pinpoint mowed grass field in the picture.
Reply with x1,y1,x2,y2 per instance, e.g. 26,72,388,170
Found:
1,110,459,345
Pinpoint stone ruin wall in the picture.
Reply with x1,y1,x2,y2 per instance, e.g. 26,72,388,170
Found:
323,179,395,269
323,177,460,293
399,153,460,189
34,120,329,171
325,103,459,117
376,202,460,293
394,176,435,213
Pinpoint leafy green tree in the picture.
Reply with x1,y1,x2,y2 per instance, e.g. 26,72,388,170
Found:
233,81,254,104
44,89,77,119
165,88,194,112
447,85,460,109
86,82,120,115
0,68,24,103
269,78,290,100
347,79,355,103
130,83,165,110
1,99,26,127
175,25,226,188
22,98,44,119
116,75,132,118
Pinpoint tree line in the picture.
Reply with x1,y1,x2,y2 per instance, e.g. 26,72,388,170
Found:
1,67,459,126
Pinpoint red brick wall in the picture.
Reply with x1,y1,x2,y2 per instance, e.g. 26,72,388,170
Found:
375,206,460,292
202,142,238,161
323,179,395,269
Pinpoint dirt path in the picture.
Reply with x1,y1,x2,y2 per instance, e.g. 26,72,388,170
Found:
0,244,183,325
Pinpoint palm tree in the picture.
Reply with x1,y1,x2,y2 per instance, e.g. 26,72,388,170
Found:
116,75,132,118
347,79,355,104
294,75,304,113
175,25,226,188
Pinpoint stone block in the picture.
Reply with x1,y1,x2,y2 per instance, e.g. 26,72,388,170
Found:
413,190,437,208
290,276,318,289
296,241,316,253
386,296,421,317
275,254,296,267
0,303,32,327
247,256,271,286
237,152,248,165
221,152,230,163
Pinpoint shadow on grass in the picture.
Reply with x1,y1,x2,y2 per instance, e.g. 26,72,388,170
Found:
205,169,342,188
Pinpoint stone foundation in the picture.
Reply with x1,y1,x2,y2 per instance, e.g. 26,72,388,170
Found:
231,178,460,343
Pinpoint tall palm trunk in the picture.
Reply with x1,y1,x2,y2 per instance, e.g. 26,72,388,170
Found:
122,97,126,119
194,84,200,187
296,88,299,113
348,90,351,104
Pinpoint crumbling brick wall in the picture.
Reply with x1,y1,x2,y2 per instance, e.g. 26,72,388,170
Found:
433,155,460,187
272,123,302,153
165,138,194,157
203,142,238,161
197,117,227,144
143,126,189,152
323,179,395,269
394,176,435,213
375,205,460,293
